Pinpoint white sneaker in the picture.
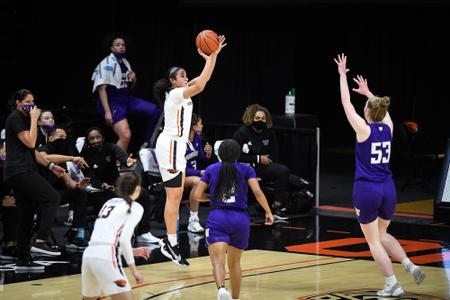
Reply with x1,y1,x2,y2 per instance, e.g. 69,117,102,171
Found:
377,282,404,297
406,264,426,285
136,232,161,244
218,287,232,300
64,210,74,226
188,217,204,233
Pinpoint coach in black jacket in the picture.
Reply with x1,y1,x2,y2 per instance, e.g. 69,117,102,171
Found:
233,104,289,220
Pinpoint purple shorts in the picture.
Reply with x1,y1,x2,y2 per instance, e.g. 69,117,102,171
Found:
96,96,160,125
205,208,250,250
352,179,397,224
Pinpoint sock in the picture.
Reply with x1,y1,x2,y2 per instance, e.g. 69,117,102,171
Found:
190,211,198,219
385,275,397,286
401,258,416,270
168,234,177,246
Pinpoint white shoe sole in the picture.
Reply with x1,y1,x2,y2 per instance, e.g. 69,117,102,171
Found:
377,287,404,297
137,237,161,244
30,246,61,256
160,243,189,267
274,215,289,220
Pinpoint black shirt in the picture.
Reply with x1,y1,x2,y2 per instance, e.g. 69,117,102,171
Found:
80,143,128,188
36,144,66,189
3,109,38,181
232,125,279,166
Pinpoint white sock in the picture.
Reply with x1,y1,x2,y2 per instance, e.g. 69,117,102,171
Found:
190,211,198,219
385,275,397,285
401,258,416,270
167,234,177,246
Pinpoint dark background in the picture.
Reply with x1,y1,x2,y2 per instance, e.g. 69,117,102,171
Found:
1,0,449,154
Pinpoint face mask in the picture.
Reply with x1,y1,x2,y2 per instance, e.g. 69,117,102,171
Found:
89,142,104,152
252,120,267,131
49,138,68,155
41,124,55,134
22,104,36,113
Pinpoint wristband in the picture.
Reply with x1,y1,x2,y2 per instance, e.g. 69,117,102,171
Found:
47,162,55,170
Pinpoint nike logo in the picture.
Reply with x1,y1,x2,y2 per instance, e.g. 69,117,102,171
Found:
167,245,181,261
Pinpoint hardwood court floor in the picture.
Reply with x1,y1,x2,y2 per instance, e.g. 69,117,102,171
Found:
1,213,450,299
0,249,448,299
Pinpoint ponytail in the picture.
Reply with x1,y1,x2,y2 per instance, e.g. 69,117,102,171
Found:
213,139,241,203
115,173,142,213
152,66,183,107
153,78,170,106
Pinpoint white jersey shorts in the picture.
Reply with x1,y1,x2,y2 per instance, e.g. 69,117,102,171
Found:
81,245,131,297
155,133,187,182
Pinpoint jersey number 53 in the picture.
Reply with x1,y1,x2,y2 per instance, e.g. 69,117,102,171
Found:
370,141,391,164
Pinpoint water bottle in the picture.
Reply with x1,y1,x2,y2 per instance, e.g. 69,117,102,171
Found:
285,88,296,115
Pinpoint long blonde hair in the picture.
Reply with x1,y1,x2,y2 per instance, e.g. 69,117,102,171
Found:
367,96,390,122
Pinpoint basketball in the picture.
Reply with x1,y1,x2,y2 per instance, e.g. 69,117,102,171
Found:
195,29,219,55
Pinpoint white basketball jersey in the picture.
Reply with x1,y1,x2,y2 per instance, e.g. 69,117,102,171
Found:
89,198,143,265
161,87,193,141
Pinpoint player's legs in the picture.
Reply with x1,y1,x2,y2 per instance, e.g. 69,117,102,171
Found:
227,245,244,299
208,241,229,289
164,182,184,236
112,119,131,152
360,219,394,277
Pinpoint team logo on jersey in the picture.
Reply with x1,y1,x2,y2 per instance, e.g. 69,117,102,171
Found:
114,279,127,287
262,139,269,146
298,289,442,299
378,126,383,131
187,100,193,106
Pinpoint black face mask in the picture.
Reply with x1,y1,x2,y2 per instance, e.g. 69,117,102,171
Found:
252,120,267,131
89,142,104,152
49,138,69,155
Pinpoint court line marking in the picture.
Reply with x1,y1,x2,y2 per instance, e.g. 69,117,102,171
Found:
99,256,348,299
141,258,355,299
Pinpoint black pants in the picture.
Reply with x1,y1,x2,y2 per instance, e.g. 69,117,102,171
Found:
8,172,60,260
0,205,18,244
58,189,87,229
255,163,290,206
136,188,152,235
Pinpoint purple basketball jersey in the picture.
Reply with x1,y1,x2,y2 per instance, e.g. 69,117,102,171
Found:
355,123,392,182
201,162,256,209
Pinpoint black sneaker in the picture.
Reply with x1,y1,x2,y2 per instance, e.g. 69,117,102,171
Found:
15,258,45,272
0,246,17,261
66,237,88,250
273,206,289,220
160,237,190,267
31,241,61,256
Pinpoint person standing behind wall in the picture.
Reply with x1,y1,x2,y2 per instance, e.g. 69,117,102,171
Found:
92,33,161,152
